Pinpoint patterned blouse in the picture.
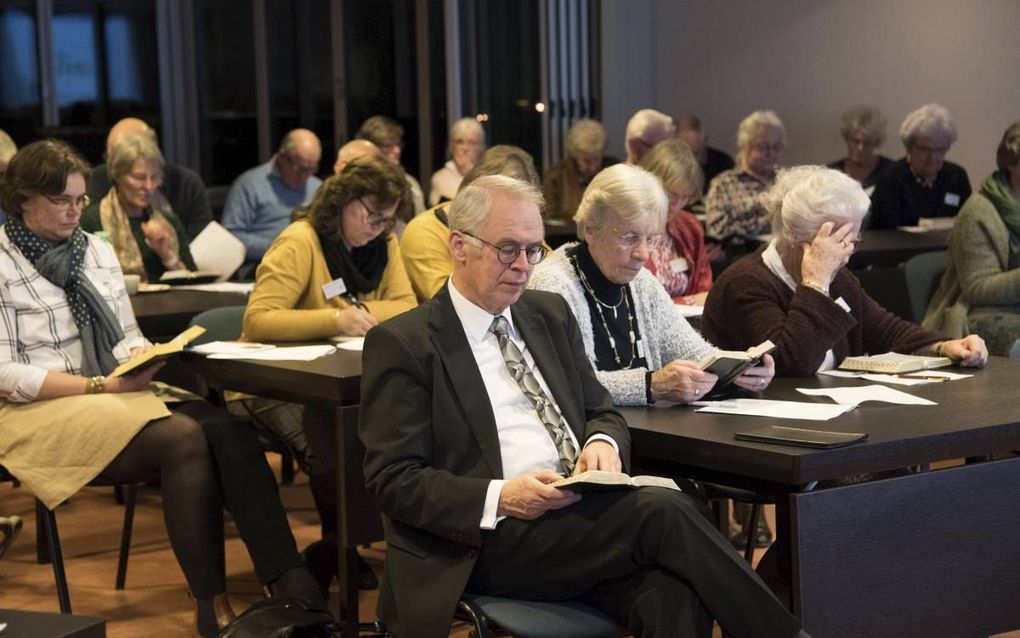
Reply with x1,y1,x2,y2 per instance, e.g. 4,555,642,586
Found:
0,228,146,402
704,168,774,242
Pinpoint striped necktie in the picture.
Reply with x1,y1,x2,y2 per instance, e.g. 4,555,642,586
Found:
490,316,577,475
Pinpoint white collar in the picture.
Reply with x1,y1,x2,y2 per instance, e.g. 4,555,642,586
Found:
761,239,798,292
448,277,517,345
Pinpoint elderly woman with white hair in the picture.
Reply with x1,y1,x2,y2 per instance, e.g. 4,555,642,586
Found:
543,118,619,220
429,117,486,206
530,163,775,406
925,119,1020,356
870,103,971,229
705,110,786,261
828,105,892,192
704,165,986,376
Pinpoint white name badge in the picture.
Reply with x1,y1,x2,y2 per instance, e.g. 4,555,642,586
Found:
322,277,348,300
669,257,689,273
944,192,961,207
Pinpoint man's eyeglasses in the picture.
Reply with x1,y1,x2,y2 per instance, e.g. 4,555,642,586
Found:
461,230,547,265
43,194,90,211
286,155,319,175
358,198,397,231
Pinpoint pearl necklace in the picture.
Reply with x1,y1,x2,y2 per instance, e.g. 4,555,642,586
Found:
570,254,638,368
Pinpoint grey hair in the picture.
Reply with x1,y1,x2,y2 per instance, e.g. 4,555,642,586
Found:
899,103,958,148
765,165,869,247
108,133,164,182
448,174,544,236
625,109,676,145
638,138,705,200
0,129,16,164
995,119,1020,173
736,110,786,151
449,117,485,146
565,119,608,159
573,163,667,238
840,105,887,146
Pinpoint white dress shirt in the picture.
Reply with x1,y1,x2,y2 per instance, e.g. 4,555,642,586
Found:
446,279,617,528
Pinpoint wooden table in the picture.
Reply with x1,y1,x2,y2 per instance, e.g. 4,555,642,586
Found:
130,289,249,339
182,348,378,638
620,357,1020,638
544,218,577,248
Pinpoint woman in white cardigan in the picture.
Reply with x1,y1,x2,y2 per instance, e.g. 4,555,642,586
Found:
530,163,775,406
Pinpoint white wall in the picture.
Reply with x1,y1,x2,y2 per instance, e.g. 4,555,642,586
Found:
601,0,1020,184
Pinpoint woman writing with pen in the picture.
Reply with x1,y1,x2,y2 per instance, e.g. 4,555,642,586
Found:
233,153,416,595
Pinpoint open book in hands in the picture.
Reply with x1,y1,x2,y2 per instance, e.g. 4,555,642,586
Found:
110,325,206,377
697,340,776,389
551,471,680,493
839,352,952,374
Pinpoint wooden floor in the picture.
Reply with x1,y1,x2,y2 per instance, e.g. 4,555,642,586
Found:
1,458,1018,638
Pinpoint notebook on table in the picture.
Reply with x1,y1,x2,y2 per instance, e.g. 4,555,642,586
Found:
734,425,867,449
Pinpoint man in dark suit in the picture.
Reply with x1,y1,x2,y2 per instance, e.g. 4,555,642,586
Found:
359,175,808,638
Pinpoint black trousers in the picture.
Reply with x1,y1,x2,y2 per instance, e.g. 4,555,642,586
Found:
98,399,302,597
466,487,801,638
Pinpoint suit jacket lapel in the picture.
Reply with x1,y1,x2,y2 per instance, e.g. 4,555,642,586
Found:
513,305,585,441
429,289,504,479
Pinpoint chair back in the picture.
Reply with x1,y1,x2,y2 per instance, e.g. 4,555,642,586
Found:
188,306,247,345
903,251,948,323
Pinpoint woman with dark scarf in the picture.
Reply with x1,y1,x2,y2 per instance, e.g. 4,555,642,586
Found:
0,140,324,637
236,153,416,594
925,119,1020,356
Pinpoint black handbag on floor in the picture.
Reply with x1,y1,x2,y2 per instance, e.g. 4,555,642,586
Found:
218,596,336,638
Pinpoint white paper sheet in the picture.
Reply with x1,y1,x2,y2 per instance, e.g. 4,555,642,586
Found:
206,345,336,361
189,221,246,281
693,398,854,421
190,341,275,356
333,337,365,352
675,304,704,318
819,369,971,386
797,384,936,406
172,281,255,294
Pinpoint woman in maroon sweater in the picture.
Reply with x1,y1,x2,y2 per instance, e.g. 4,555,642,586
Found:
703,165,987,376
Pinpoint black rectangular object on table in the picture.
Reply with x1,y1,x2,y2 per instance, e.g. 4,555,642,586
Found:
733,425,867,448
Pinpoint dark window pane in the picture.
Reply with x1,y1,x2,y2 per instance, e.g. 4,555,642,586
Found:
0,2,41,145
194,0,257,185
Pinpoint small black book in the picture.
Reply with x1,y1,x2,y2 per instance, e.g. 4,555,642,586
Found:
734,425,867,449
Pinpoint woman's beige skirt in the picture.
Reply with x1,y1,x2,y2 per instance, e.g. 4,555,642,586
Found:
0,392,170,510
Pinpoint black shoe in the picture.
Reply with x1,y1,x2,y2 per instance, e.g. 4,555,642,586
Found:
302,540,379,593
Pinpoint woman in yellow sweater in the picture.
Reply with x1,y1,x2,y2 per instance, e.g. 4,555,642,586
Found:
237,154,416,593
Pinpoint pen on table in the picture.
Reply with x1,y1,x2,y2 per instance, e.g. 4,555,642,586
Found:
896,374,948,381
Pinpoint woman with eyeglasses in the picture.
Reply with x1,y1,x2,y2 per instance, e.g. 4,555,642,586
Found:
236,152,416,595
704,110,786,266
530,163,775,407
81,133,196,281
0,140,326,636
638,138,713,305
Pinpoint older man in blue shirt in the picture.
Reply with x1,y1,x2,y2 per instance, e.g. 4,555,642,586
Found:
222,128,323,264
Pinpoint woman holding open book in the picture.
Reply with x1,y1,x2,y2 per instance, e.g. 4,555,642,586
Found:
0,140,326,636
530,163,775,406
703,165,987,376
